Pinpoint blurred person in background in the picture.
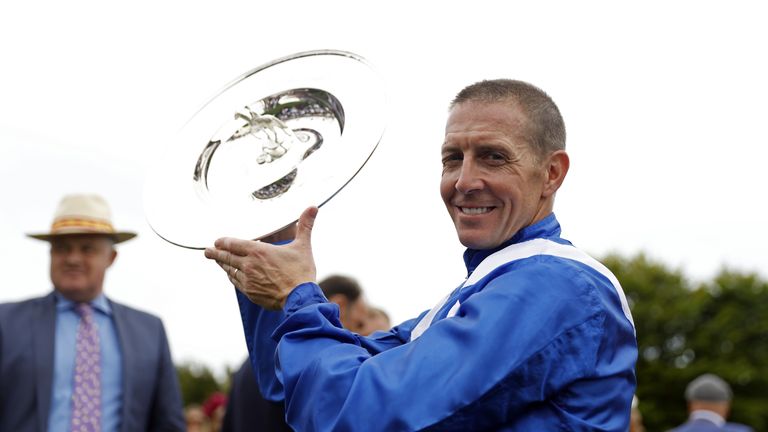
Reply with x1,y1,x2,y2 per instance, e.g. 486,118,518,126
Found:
202,392,227,432
360,306,391,336
630,395,645,432
317,274,369,334
185,404,209,432
0,194,185,432
667,373,753,432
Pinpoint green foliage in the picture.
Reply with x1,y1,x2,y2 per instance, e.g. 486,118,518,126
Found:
176,361,228,406
603,253,768,431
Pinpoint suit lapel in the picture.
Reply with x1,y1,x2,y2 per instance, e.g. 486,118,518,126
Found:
110,299,133,432
33,293,56,432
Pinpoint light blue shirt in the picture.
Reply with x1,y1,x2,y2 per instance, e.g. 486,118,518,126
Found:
48,293,123,432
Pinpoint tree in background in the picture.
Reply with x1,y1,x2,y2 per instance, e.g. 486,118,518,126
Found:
603,253,768,431
177,361,229,406
692,270,768,427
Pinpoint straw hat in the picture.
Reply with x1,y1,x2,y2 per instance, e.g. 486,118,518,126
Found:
26,194,137,243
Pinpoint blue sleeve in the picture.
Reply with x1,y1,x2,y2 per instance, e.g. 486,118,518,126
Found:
236,286,419,402
236,289,286,401
272,263,635,431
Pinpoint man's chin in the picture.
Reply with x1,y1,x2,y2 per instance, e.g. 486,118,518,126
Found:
55,286,99,302
458,234,502,250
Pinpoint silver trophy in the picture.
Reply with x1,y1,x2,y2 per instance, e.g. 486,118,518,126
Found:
144,50,386,248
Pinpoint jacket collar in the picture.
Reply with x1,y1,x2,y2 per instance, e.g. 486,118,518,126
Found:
463,213,562,275
54,291,113,316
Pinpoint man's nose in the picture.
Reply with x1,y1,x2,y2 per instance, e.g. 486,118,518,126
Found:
63,249,84,264
455,160,483,194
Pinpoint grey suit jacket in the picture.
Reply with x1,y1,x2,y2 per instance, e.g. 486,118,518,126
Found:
0,293,185,432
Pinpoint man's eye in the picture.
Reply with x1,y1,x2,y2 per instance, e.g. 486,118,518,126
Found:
481,152,509,164
442,154,462,165
82,245,100,254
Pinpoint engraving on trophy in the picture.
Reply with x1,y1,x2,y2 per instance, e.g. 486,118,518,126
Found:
252,168,298,200
192,88,344,202
232,108,295,165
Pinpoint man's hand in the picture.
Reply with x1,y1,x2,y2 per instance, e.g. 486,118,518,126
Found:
204,207,318,310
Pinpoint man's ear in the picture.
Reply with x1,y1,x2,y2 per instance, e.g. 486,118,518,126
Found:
108,249,118,267
542,150,569,198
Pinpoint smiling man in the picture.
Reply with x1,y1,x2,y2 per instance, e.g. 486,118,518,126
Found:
440,93,564,250
206,79,638,431
0,194,184,432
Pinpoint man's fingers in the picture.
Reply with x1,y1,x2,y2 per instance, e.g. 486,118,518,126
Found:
227,265,240,285
213,237,255,256
204,247,244,270
210,257,233,274
211,260,242,285
295,206,318,245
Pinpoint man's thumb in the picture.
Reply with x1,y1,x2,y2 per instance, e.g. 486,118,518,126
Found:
296,206,318,244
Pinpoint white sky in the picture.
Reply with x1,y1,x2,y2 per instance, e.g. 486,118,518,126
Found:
2,1,766,375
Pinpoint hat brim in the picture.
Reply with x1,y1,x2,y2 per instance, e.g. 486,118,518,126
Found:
26,231,137,244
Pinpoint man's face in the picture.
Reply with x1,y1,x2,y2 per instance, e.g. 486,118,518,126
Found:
328,294,369,334
360,310,391,336
441,101,550,250
342,298,369,334
50,235,116,302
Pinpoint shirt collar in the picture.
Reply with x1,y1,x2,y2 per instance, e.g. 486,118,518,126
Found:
463,213,562,275
54,291,113,316
690,410,726,427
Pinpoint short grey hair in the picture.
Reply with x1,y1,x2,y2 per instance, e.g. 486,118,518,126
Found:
450,79,566,158
685,373,733,402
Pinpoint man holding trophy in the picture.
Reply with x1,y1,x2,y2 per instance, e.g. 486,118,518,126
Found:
205,79,637,431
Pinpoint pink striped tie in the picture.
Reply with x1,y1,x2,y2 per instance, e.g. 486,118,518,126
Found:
71,303,102,432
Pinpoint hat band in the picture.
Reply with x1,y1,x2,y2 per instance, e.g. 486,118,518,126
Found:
51,218,115,233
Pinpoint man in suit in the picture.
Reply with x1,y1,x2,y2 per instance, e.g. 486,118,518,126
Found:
668,373,754,432
0,194,185,432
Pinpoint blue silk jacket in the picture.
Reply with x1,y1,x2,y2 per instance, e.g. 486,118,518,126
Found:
236,214,637,431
